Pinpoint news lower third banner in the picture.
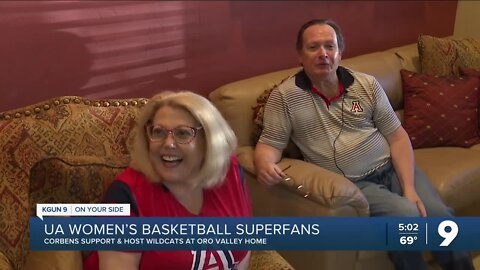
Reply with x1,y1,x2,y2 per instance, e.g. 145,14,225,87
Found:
31,204,480,251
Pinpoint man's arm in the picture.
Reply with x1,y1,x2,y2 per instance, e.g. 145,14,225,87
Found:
386,126,427,217
254,142,286,186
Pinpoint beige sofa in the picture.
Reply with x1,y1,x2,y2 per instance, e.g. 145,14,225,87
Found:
209,42,480,270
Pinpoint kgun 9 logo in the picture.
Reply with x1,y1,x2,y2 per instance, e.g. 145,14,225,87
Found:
438,220,458,247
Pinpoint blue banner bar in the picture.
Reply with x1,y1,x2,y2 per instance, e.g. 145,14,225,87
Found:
29,217,480,251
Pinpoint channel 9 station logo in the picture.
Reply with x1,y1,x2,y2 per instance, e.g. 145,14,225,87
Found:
392,219,466,250
398,220,458,247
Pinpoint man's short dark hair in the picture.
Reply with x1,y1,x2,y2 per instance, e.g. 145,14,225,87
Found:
296,19,345,53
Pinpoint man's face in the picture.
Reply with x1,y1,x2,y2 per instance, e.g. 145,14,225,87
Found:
298,24,342,81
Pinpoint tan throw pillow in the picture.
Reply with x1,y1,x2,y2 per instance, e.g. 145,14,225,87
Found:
401,69,480,149
418,35,480,76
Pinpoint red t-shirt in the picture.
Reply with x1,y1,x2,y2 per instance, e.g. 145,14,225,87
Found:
83,156,252,270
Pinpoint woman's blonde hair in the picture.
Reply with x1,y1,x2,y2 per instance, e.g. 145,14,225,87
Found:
130,91,237,188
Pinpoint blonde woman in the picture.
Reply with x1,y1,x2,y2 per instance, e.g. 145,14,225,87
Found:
84,91,251,270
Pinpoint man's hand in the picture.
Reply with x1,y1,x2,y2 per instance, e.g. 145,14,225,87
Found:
256,161,287,186
404,188,427,217
254,143,285,186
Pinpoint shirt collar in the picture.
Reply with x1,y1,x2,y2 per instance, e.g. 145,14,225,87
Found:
295,66,354,91
311,80,345,106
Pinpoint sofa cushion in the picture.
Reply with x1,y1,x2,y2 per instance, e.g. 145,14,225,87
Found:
418,35,480,76
388,43,421,73
414,147,480,212
401,69,480,149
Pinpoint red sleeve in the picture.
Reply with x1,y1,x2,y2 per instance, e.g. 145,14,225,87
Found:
231,155,253,217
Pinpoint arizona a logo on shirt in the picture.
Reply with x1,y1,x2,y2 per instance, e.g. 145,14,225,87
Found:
191,250,237,269
350,101,363,113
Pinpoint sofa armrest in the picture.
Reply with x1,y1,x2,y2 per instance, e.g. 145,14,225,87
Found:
0,252,13,270
249,250,294,270
237,146,369,216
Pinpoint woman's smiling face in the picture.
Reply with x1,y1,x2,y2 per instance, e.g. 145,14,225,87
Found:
147,105,205,186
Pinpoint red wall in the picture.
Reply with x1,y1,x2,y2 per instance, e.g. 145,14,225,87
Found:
0,1,457,112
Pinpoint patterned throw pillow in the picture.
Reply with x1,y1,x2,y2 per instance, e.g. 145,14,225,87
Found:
29,156,126,214
401,69,480,149
459,66,480,129
251,77,290,145
459,66,480,77
418,35,480,76
251,76,302,159
29,155,127,261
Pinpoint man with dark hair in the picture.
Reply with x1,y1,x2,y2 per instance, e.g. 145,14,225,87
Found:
254,18,474,270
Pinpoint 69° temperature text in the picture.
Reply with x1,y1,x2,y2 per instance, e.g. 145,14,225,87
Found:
400,236,418,245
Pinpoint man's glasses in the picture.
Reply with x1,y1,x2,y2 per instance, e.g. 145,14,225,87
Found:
145,125,203,144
